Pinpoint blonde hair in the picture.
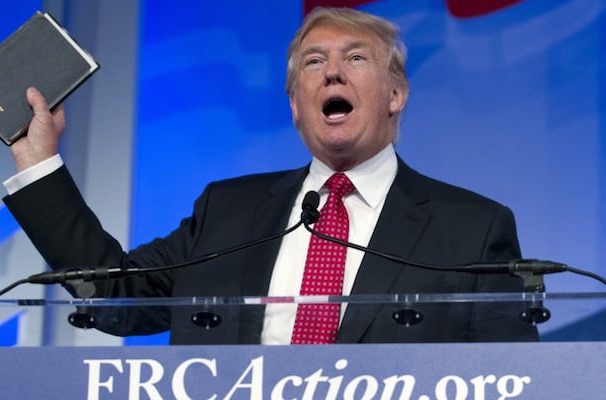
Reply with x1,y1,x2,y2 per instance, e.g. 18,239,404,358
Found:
286,7,408,96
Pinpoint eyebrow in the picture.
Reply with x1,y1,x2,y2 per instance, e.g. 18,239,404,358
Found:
299,40,377,59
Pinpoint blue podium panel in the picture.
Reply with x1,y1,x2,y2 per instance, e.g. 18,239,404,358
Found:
0,342,603,399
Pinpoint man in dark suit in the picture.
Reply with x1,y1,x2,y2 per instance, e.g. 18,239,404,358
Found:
3,8,537,344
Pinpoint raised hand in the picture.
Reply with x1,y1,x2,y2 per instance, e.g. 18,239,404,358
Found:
10,87,66,172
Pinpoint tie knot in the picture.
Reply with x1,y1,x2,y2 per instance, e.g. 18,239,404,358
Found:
325,172,355,199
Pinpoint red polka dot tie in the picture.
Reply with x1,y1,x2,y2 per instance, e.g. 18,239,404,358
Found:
291,173,355,344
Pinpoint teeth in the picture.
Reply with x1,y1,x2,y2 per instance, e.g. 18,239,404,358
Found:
328,113,347,120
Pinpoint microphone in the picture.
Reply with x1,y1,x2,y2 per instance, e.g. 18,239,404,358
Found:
301,190,320,224
0,191,321,296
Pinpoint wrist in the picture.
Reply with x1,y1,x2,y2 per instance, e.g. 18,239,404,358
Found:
11,142,59,172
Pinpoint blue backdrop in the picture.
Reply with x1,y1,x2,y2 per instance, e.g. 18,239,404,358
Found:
1,0,605,345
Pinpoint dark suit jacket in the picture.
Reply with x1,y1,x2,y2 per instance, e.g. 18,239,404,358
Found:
4,157,538,344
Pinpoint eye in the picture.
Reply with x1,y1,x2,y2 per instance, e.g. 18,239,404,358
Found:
349,54,366,62
303,57,323,68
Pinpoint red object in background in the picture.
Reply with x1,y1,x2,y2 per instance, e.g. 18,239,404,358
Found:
446,0,523,18
304,0,523,18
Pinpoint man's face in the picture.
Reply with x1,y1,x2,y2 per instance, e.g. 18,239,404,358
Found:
289,24,407,171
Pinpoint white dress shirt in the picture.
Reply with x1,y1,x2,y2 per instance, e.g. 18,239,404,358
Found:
261,145,398,344
3,145,398,345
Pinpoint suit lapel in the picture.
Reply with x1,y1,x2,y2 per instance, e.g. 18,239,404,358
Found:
240,167,309,296
338,159,431,343
238,167,308,343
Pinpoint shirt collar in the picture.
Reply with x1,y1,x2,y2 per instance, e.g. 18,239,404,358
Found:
308,145,398,210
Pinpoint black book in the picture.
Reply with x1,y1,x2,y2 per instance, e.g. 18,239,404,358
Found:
0,12,99,146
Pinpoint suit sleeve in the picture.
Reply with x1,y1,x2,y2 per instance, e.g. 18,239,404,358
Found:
3,165,209,336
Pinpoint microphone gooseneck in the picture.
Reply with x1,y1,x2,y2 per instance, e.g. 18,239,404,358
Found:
2,189,604,297
0,191,322,296
302,218,565,274
300,191,605,287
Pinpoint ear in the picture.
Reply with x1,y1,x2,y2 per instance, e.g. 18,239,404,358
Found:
289,95,300,123
389,82,408,115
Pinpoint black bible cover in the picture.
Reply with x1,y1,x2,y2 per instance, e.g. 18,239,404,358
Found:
0,12,99,146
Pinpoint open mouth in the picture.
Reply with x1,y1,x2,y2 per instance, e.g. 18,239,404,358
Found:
322,97,353,120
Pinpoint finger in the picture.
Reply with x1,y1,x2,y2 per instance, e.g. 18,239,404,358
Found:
51,103,64,115
26,87,50,115
51,104,66,132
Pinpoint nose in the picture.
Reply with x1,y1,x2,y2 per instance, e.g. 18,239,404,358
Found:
324,58,346,86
